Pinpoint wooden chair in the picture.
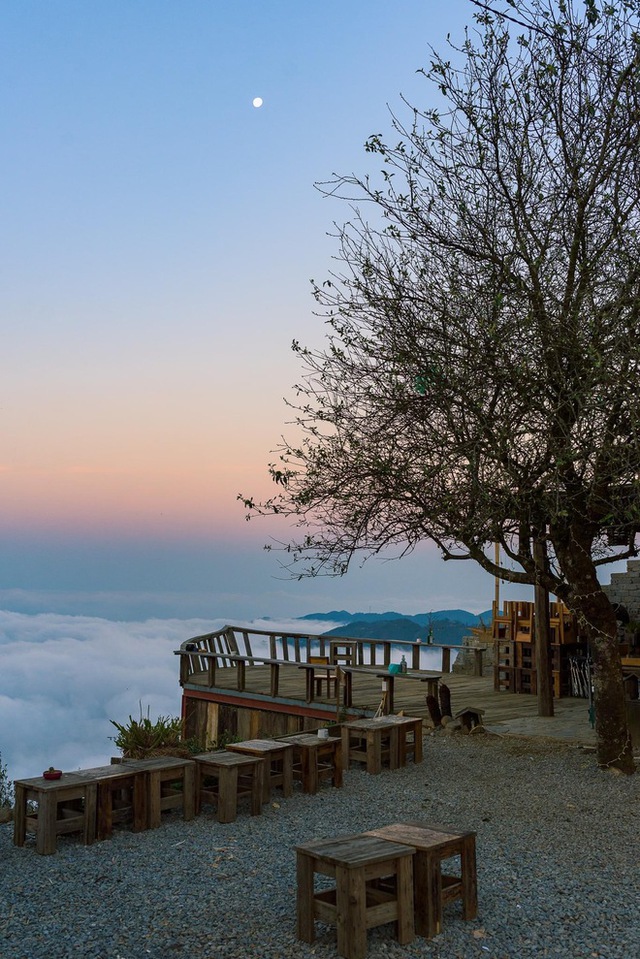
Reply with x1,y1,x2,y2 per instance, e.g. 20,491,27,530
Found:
514,601,535,643
330,639,358,667
308,655,337,697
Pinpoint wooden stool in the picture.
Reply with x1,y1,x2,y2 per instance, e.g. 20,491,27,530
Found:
78,764,148,840
380,716,423,766
365,822,477,937
227,739,293,802
280,733,343,794
13,773,98,855
131,757,195,829
194,751,264,823
341,718,400,774
296,834,415,959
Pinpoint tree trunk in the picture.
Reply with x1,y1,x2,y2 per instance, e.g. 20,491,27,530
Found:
557,540,635,773
533,537,554,717
584,603,634,772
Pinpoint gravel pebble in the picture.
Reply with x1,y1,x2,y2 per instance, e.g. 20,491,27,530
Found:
1,734,639,959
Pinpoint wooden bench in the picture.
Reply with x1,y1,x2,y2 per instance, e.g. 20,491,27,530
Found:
365,822,477,938
296,834,415,959
338,666,441,714
194,751,264,823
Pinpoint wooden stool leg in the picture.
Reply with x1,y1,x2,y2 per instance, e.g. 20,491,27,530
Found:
413,722,424,763
333,742,343,787
133,775,147,831
461,836,478,919
366,729,381,775
13,785,27,847
182,764,195,821
83,784,97,846
336,864,367,959
37,792,58,856
396,854,415,945
217,766,238,824
282,752,294,798
341,726,351,771
425,850,443,937
251,762,264,815
389,728,400,770
296,851,315,943
147,771,161,829
302,749,318,795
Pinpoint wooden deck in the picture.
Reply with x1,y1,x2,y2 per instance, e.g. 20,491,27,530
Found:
182,663,595,742
177,625,596,746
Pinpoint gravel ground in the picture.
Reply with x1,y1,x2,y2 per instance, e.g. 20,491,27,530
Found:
1,733,639,959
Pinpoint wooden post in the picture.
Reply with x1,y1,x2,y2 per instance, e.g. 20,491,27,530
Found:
533,535,554,717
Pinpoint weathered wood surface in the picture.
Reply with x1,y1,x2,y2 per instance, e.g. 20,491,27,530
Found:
365,822,477,938
295,834,416,959
182,660,592,729
193,750,264,822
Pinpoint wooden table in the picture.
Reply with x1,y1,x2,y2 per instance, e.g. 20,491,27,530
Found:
193,750,264,823
227,739,294,802
280,732,343,794
296,833,415,959
341,718,400,774
365,822,477,938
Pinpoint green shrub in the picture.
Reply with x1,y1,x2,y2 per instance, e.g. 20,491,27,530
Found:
0,751,13,809
110,704,194,759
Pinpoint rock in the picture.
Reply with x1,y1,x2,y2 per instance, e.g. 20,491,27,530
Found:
443,721,463,734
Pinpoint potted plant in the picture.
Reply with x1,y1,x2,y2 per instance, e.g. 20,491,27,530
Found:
43,766,62,780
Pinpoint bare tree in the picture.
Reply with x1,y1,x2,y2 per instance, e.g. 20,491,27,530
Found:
242,0,640,772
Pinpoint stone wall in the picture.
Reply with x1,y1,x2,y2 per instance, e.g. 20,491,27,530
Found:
603,559,640,623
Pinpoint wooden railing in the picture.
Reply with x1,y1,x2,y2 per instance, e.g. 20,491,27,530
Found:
175,624,481,687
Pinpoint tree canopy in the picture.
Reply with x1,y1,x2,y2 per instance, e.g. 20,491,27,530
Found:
242,0,640,771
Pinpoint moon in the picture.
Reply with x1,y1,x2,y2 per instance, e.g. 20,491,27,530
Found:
252,97,263,108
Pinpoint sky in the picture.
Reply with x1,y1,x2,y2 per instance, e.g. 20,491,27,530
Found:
2,0,534,623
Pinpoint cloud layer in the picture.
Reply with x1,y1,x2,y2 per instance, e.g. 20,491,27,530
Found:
0,610,344,781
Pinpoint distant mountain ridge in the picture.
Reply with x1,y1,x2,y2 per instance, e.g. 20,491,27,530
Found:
299,609,490,627
298,608,492,647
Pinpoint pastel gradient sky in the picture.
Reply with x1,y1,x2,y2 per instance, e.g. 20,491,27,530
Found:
0,0,606,621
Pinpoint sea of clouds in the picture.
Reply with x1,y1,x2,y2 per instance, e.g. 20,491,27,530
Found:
0,609,450,784
0,610,354,782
